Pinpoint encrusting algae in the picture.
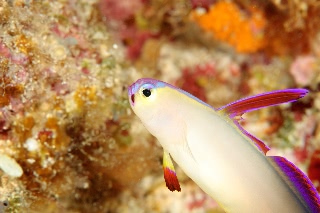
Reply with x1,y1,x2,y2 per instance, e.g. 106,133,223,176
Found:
0,0,159,212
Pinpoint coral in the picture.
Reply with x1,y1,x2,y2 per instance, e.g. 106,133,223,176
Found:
121,27,154,61
189,0,320,56
263,0,320,56
99,0,144,24
0,175,24,212
290,55,320,87
190,0,216,10
176,62,217,102
0,0,158,212
99,0,191,61
191,1,266,53
99,0,154,60
269,0,320,31
248,57,295,92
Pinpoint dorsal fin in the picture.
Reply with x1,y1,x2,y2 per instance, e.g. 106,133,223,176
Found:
218,89,308,118
233,120,270,154
218,89,308,155
269,156,320,212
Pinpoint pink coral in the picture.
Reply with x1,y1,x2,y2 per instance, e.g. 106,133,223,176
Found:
99,0,143,23
0,41,11,58
176,62,216,102
120,27,154,60
0,40,29,65
99,0,155,60
290,55,317,86
190,0,216,10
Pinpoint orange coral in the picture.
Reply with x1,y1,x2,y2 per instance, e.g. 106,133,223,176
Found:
191,1,266,53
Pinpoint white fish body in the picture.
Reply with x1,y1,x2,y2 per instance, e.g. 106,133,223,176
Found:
128,78,320,213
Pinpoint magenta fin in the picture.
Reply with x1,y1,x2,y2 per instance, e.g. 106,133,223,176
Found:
269,156,320,212
233,120,270,154
218,89,308,117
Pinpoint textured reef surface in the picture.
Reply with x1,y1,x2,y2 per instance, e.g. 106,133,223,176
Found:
0,0,320,212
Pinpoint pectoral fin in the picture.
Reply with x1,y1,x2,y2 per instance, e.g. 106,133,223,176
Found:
163,150,181,192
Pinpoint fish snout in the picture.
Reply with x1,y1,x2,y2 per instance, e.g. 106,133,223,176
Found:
128,85,135,106
130,94,135,105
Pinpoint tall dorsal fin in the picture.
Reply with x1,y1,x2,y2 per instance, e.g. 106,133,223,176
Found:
268,156,320,212
218,89,308,118
233,120,270,155
218,89,308,155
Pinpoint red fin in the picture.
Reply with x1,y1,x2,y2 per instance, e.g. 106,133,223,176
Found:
163,167,181,192
163,151,181,192
233,120,270,155
269,156,320,212
218,89,308,118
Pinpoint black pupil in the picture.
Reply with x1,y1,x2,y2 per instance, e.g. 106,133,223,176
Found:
142,89,151,97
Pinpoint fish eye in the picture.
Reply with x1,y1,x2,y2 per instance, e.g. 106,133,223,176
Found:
142,88,152,97
140,83,155,98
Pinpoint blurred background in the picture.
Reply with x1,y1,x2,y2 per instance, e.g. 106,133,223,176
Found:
0,0,319,212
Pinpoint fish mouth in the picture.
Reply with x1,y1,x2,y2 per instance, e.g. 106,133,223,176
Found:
128,84,135,106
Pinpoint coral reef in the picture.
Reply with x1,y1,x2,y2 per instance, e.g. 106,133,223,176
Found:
0,0,156,212
191,1,266,53
190,0,320,56
0,0,319,212
263,0,320,56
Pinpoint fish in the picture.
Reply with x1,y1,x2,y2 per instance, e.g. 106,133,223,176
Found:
128,78,320,213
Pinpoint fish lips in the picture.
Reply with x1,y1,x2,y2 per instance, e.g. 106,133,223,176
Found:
128,84,135,106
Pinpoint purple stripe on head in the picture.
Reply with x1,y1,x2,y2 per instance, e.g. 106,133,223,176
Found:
128,78,166,95
128,78,166,106
128,78,216,110
271,156,320,212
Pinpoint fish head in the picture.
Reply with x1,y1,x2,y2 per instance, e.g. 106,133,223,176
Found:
128,78,162,118
128,78,185,143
